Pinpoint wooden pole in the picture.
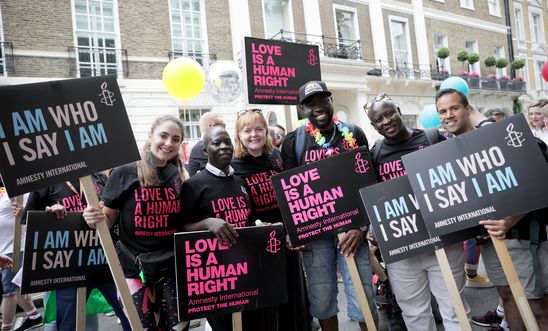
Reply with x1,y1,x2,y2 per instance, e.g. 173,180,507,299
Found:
11,195,23,270
80,176,143,331
337,233,377,331
491,237,539,331
434,248,472,331
76,287,87,331
232,312,242,331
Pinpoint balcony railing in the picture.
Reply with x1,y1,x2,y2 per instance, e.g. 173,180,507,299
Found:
368,60,434,80
68,46,128,78
0,41,15,76
168,51,217,69
270,30,362,60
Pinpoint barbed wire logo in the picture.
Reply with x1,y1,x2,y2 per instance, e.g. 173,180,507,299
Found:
99,82,116,106
505,123,524,147
266,230,281,254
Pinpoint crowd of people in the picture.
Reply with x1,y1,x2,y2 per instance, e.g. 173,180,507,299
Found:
0,80,547,331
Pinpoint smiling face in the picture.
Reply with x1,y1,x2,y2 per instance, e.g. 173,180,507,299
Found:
148,120,183,167
238,120,267,157
436,92,474,135
204,127,234,172
368,100,405,141
528,106,545,129
301,94,334,130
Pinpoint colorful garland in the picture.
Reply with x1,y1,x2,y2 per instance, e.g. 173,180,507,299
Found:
305,115,357,149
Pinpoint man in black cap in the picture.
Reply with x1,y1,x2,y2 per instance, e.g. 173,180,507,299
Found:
281,81,378,331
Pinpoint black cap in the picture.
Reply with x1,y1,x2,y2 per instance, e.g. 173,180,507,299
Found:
299,81,332,104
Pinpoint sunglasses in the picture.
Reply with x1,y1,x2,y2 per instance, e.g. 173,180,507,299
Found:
363,93,392,112
237,108,262,118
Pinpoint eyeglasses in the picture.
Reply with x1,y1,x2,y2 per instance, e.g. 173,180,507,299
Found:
363,93,392,112
237,108,262,118
208,122,226,128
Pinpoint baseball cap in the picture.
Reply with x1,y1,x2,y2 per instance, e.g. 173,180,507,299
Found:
299,81,332,104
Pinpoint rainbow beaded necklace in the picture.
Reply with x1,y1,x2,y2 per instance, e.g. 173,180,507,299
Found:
305,115,357,149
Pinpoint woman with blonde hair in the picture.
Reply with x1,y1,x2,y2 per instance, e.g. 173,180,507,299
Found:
83,115,189,330
528,99,548,145
232,109,311,331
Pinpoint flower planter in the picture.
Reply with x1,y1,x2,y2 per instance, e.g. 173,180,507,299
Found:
468,77,480,89
511,80,526,92
481,78,498,90
498,80,509,90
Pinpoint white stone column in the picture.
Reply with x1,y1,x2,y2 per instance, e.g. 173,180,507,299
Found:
411,0,431,78
368,0,389,65
228,0,251,60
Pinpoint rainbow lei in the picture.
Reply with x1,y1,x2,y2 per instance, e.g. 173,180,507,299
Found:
305,116,357,149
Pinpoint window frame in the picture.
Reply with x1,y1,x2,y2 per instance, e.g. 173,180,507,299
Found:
488,0,501,17
465,39,480,74
262,0,294,40
389,16,413,71
459,0,475,10
71,0,123,78
529,10,545,44
514,5,525,41
179,108,211,142
433,33,450,72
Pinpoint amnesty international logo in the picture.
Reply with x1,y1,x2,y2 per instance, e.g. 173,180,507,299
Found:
354,152,369,174
505,123,524,148
99,82,116,106
307,49,318,66
266,230,281,254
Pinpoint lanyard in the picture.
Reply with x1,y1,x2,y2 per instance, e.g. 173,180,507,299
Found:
65,181,84,206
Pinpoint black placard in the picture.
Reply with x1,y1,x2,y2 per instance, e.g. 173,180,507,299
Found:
272,147,377,246
175,226,287,320
0,76,140,196
402,114,548,237
244,37,321,105
21,211,112,294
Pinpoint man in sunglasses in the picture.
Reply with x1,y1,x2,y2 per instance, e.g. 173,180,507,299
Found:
281,81,377,331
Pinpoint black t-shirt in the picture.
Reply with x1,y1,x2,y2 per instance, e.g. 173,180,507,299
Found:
180,170,252,228
186,140,207,177
373,129,445,182
24,173,107,219
101,162,183,268
281,122,369,169
231,148,284,223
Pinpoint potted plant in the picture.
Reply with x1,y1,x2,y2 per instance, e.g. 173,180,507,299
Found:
436,48,450,78
457,51,469,71
484,56,497,74
511,75,526,91
468,71,480,88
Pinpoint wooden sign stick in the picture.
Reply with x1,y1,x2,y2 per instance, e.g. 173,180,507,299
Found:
434,248,472,331
338,233,377,331
11,195,24,270
76,287,87,331
80,175,143,331
232,312,243,331
491,237,539,331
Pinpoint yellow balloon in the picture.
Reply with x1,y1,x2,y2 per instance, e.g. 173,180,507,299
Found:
162,57,205,101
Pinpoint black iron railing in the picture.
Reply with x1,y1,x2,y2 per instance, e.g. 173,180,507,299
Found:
68,46,128,78
168,51,217,68
0,41,15,76
270,30,361,60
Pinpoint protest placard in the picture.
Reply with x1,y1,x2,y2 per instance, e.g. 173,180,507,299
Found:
402,114,548,237
244,37,321,105
0,76,139,196
175,226,286,320
272,147,377,246
21,211,111,294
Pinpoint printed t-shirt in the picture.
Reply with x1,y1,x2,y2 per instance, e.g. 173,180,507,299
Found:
231,148,283,224
180,169,252,228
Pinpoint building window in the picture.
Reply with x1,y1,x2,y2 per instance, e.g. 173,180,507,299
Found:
465,40,479,73
488,0,500,16
537,61,546,90
403,115,418,129
73,0,121,78
434,34,450,72
515,7,525,41
180,108,209,141
333,5,360,59
262,0,293,39
459,0,474,10
531,13,542,43
170,0,208,66
390,17,412,75
493,46,507,77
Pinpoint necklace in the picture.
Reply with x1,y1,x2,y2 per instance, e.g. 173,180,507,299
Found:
305,116,357,149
